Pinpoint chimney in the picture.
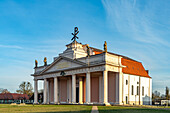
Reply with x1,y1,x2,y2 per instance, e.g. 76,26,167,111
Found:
146,70,149,75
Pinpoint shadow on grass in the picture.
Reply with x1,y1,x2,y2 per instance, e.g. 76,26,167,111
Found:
98,108,170,113
28,110,91,113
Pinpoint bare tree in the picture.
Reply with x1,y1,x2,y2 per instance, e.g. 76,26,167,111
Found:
0,88,10,93
16,81,33,96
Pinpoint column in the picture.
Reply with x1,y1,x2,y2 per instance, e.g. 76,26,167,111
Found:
34,79,38,104
116,73,119,103
72,75,76,103
54,77,58,104
47,80,50,103
43,78,47,104
86,72,90,103
79,77,83,104
103,70,108,104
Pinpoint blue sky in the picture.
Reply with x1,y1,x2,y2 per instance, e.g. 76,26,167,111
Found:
0,0,169,95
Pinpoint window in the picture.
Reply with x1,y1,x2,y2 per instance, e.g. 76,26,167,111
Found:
132,85,134,95
137,86,139,95
142,86,144,96
126,96,128,104
126,80,128,85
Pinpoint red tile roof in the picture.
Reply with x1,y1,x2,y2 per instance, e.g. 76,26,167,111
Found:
0,93,29,100
86,46,151,78
121,58,151,78
93,51,103,55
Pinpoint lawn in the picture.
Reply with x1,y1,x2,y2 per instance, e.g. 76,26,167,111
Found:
0,104,92,113
98,106,170,113
0,104,170,113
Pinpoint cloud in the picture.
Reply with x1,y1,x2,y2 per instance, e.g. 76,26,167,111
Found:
0,44,23,49
102,0,170,94
102,0,170,46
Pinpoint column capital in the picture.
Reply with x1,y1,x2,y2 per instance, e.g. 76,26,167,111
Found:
44,77,48,80
34,79,38,81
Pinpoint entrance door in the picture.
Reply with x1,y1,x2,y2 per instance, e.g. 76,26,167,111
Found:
91,77,99,102
76,87,79,103
59,80,67,102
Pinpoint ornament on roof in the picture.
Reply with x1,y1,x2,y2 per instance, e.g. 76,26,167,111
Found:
104,41,107,53
86,44,90,57
44,57,47,66
35,60,38,68
71,27,79,42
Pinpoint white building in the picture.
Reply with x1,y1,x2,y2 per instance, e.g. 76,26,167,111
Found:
31,30,152,105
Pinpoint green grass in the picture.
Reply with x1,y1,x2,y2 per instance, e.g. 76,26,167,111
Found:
0,104,170,113
98,106,170,113
0,104,92,113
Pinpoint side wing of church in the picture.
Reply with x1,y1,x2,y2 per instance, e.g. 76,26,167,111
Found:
31,30,152,105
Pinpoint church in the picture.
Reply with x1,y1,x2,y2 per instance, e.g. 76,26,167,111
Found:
31,27,152,105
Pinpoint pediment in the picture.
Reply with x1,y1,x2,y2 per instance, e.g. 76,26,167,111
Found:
40,56,86,74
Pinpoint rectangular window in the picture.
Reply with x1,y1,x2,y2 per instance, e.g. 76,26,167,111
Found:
142,86,144,96
126,80,128,85
132,85,134,95
137,86,139,95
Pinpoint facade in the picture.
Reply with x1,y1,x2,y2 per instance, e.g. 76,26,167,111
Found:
0,93,29,104
32,39,152,105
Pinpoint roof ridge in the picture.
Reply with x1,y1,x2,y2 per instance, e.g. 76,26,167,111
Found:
89,46,140,62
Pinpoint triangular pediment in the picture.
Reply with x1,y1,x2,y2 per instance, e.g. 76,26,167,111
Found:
40,56,87,74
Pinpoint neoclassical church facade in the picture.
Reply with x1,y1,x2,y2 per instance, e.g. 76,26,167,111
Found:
32,28,152,105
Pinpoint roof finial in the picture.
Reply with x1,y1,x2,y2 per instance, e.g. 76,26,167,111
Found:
104,41,107,53
44,57,47,66
35,60,38,68
71,27,79,42
86,44,90,57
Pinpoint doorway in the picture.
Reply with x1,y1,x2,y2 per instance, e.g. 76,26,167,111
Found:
76,87,79,103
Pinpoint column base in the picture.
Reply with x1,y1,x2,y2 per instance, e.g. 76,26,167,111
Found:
33,102,39,104
71,102,77,104
84,102,93,105
79,102,83,104
103,102,111,106
42,102,50,104
54,102,60,105
114,102,123,105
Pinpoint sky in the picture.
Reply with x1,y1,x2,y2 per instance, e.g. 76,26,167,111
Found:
0,0,169,95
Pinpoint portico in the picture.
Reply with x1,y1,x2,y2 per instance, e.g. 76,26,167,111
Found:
33,69,121,105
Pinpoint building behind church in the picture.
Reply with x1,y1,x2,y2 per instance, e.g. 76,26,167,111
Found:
31,28,152,105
